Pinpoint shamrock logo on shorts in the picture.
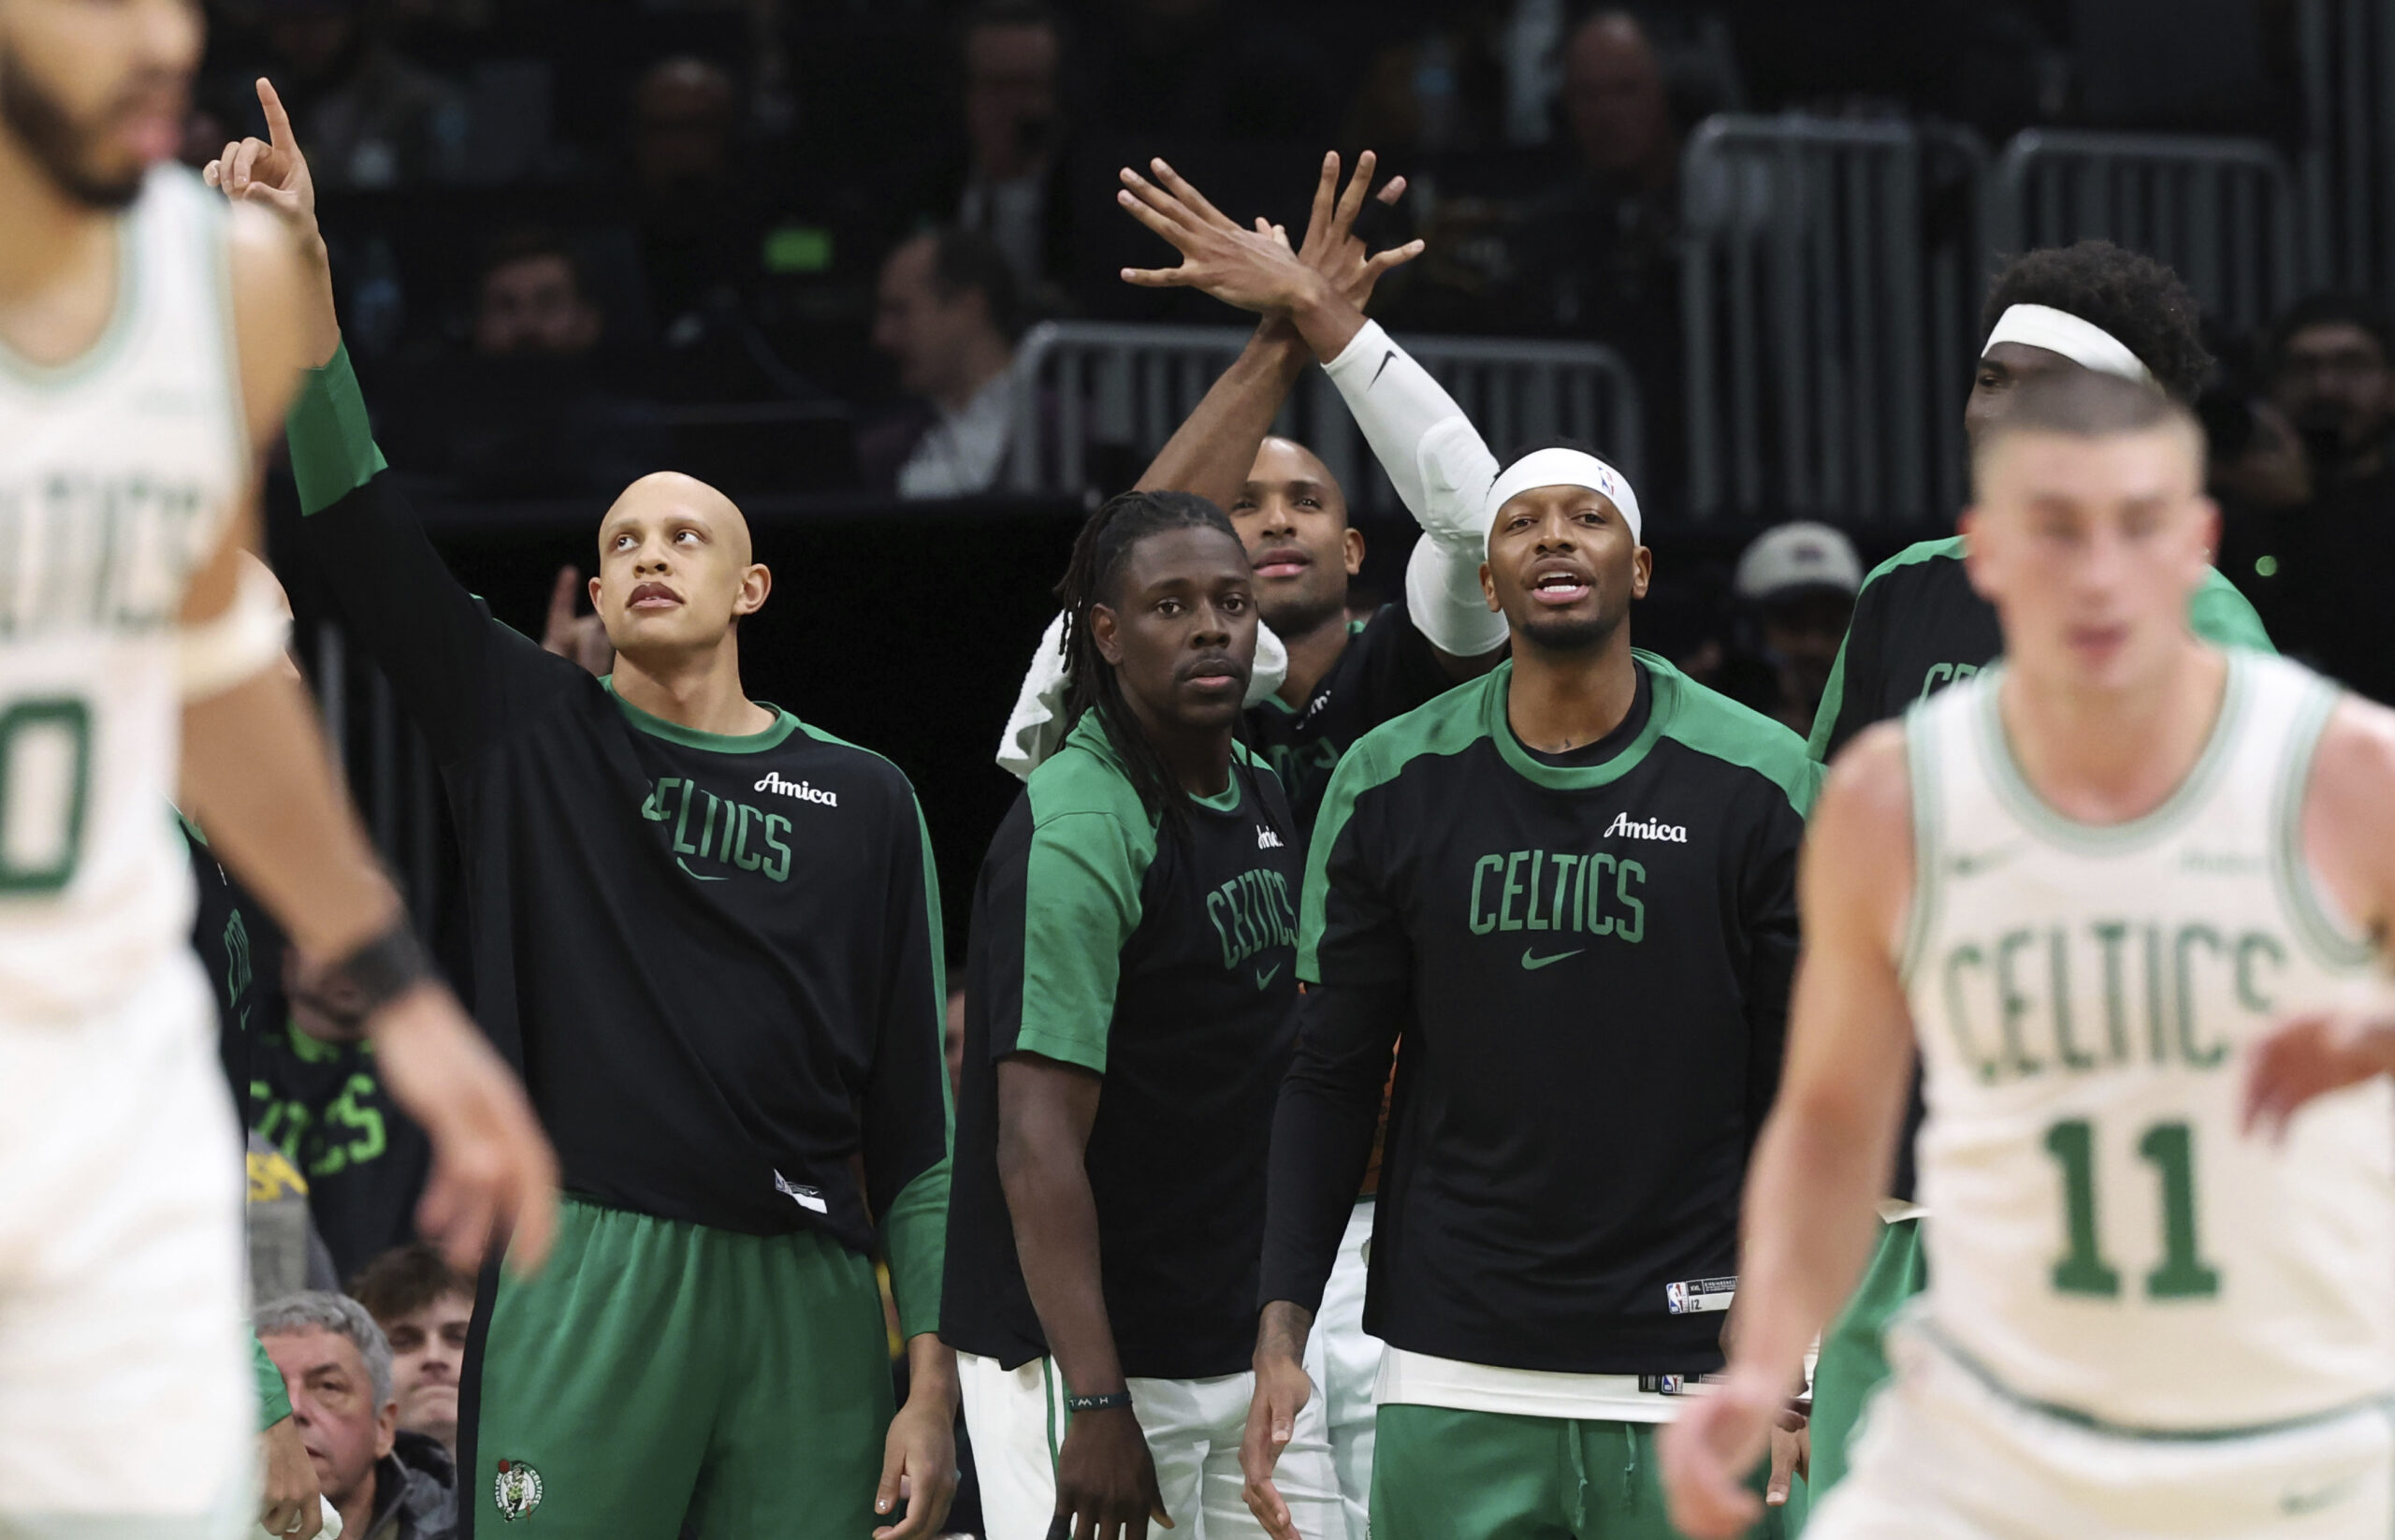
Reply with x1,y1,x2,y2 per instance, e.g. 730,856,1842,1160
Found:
494,1459,544,1521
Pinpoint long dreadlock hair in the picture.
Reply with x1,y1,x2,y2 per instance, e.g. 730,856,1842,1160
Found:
1055,488,1281,848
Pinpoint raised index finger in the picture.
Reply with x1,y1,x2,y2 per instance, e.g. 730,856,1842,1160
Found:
1333,149,1379,233
256,77,296,153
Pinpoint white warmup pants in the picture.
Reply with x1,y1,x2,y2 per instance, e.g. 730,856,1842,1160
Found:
1809,1322,2395,1540
0,961,252,1539
959,1350,1342,1540
1301,1201,1380,1540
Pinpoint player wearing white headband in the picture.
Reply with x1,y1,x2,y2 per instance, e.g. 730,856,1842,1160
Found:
1801,240,2278,1504
1117,157,1818,1540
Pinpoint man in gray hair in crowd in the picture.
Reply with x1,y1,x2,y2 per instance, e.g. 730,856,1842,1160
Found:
256,1293,457,1540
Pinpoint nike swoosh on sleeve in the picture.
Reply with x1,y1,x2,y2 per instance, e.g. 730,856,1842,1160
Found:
1371,349,1397,386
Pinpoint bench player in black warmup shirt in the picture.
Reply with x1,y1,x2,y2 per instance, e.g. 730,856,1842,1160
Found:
1799,241,2276,1502
1008,153,1507,1539
947,492,1337,1540
226,107,956,1540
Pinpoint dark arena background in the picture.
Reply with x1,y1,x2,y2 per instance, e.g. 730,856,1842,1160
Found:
208,0,2394,947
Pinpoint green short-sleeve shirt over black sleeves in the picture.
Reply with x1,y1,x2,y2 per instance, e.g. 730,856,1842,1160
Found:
1266,656,1820,1374
943,713,1304,1380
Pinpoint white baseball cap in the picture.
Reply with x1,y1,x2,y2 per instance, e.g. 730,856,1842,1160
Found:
1735,522,1863,603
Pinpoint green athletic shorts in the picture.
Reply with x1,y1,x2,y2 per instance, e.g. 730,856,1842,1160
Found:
1372,1402,1802,1539
1806,1216,1927,1500
464,1197,894,1538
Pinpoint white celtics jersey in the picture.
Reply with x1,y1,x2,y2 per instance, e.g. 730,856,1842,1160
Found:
1901,649,2395,1431
0,167,244,1021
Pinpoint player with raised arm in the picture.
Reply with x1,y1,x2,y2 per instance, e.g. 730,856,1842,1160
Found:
210,79,956,1540
994,152,1483,1540
1663,368,2395,1540
0,6,553,1538
1799,240,2277,1500
1114,175,1815,1540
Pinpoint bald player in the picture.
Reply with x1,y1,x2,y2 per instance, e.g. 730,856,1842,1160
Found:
212,83,957,1540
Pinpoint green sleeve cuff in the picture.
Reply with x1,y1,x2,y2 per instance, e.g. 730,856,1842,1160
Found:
254,1331,292,1431
882,1159,951,1340
286,340,388,516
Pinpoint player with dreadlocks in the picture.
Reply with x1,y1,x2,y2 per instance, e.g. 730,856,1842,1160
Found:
1800,239,2277,1504
944,490,1338,1540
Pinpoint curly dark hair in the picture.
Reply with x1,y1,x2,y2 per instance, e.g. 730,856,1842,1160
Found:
1981,240,2212,403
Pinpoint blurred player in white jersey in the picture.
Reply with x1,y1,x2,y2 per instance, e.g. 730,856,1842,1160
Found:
1663,367,2395,1540
0,2,555,1535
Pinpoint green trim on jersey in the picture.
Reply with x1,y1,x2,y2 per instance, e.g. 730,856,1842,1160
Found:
1973,653,2250,854
254,1332,292,1431
286,341,390,516
1898,711,1943,986
1300,653,1818,977
0,211,142,388
1016,715,1159,1072
601,678,801,753
1919,1317,2391,1442
1807,538,1965,762
2270,676,2379,973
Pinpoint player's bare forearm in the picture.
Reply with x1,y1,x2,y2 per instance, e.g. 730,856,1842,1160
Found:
996,1056,1128,1399
1134,318,1310,508
182,665,401,961
1285,269,1370,368
1255,1299,1314,1369
1723,728,1919,1397
903,1331,960,1415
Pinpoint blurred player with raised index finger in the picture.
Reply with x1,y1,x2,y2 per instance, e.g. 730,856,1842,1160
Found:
211,74,959,1540
0,4,555,1537
1665,368,2395,1540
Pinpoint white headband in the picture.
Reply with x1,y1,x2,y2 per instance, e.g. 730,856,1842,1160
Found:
1982,304,2155,386
1483,448,1643,545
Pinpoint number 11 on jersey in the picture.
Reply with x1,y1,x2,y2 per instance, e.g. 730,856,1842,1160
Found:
2044,1117,2222,1300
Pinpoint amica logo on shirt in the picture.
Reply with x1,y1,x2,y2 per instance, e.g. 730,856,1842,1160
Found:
755,771,837,807
1604,811,1688,842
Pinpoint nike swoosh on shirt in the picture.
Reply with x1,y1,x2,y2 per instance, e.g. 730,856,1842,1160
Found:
1254,964,1284,990
676,858,729,882
1520,948,1584,970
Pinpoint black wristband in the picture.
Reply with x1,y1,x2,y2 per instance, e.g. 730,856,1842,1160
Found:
327,917,433,1018
1065,1390,1131,1414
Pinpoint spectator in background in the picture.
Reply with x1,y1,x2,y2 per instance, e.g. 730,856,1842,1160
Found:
864,228,1026,498
1726,521,1863,734
374,227,664,496
473,227,603,358
1507,11,1686,495
2253,295,2395,704
257,1293,457,1540
631,55,759,338
258,0,460,188
920,1,1072,308
350,1244,474,1461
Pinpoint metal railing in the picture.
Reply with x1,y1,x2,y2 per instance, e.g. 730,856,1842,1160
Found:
1990,129,2305,338
2298,0,2395,299
1680,115,1988,526
1004,321,1643,519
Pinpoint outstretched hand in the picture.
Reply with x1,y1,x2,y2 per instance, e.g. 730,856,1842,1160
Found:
204,78,339,368
202,77,319,247
1116,153,1419,326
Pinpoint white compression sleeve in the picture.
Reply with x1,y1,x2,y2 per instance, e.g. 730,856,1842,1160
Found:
1322,320,1499,543
1323,320,1509,653
1404,528,1508,657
